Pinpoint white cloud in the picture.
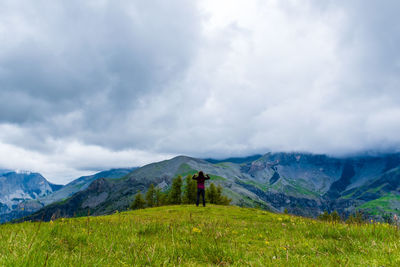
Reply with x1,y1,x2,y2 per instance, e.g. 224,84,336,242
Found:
0,136,172,184
0,0,400,182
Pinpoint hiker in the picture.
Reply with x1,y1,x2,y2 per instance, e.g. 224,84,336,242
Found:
192,171,210,207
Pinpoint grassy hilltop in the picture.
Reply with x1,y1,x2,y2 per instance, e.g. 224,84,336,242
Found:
1,205,399,266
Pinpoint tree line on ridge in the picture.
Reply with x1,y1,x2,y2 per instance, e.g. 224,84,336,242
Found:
131,175,231,209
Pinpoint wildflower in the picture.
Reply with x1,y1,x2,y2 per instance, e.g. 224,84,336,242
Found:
50,220,54,225
282,247,287,251
232,230,238,234
259,234,263,238
371,219,374,223
265,240,270,245
278,218,283,221
192,227,201,233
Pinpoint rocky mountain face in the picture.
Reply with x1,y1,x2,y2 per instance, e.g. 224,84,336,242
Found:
32,168,136,207
20,152,400,222
0,168,136,223
0,171,62,223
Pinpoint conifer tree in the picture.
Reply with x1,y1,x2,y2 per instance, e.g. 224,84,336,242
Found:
159,192,168,206
216,184,223,204
318,211,331,221
131,191,146,210
284,208,289,214
215,184,231,205
331,210,341,222
346,210,364,224
145,184,155,207
205,183,231,205
168,176,183,204
155,187,163,206
206,183,218,204
183,174,197,204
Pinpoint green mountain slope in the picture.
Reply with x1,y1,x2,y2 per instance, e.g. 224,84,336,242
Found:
2,205,399,266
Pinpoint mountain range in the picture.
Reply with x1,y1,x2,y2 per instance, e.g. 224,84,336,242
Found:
2,152,400,223
0,168,135,223
0,171,62,223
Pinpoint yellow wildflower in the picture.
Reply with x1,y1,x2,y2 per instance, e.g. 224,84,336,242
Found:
192,227,201,233
265,240,270,245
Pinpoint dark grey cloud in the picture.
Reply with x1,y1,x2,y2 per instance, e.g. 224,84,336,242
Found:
0,0,200,129
0,0,400,182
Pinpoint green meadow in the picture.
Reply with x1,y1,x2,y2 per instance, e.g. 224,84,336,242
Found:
1,205,399,266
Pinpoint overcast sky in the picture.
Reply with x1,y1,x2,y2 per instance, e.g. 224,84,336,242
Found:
1,0,400,184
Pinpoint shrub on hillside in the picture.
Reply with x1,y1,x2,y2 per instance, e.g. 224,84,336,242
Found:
131,191,146,210
317,210,342,223
346,210,365,224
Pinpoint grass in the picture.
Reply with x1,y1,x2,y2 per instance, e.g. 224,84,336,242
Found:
176,164,198,177
342,184,386,200
284,179,320,198
215,162,233,168
359,193,400,215
176,164,229,181
341,189,357,200
221,188,258,207
1,205,400,266
208,175,227,181
240,180,269,191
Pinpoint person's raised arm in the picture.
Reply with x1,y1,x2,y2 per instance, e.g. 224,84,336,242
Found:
205,174,210,180
192,174,197,180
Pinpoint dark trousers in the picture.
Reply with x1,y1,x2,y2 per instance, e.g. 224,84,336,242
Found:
196,188,205,207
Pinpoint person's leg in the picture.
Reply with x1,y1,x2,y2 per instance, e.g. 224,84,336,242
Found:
196,189,200,206
201,189,206,207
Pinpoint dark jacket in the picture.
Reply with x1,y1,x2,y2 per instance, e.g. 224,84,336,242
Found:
192,173,210,189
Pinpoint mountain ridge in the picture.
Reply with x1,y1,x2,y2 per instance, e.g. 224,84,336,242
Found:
0,171,62,223
16,152,400,222
0,168,136,223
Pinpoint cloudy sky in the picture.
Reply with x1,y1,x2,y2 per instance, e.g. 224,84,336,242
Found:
1,0,400,183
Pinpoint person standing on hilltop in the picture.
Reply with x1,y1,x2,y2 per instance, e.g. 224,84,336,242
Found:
192,171,210,207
